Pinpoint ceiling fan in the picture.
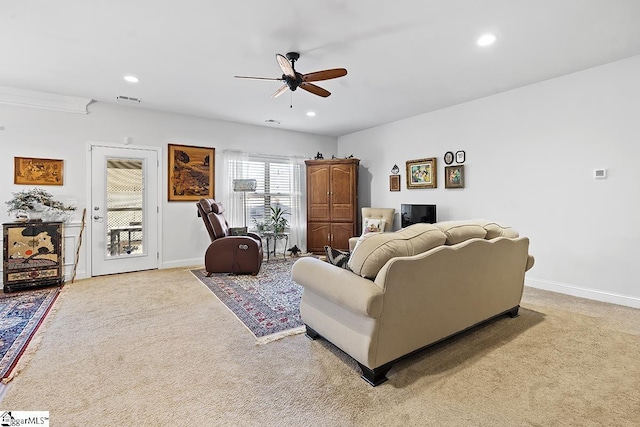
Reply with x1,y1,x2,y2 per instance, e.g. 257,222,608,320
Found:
234,52,347,98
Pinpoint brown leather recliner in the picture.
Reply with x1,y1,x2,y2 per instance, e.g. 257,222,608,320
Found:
197,199,263,275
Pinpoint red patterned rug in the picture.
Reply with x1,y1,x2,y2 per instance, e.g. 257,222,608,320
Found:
191,258,305,343
0,287,60,381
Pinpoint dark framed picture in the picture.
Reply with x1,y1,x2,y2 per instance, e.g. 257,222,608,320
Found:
455,150,465,163
406,157,437,189
445,165,465,188
168,143,215,201
444,151,454,165
14,157,64,185
389,174,401,192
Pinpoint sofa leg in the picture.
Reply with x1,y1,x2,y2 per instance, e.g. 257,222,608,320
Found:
358,363,392,386
305,325,319,340
508,305,520,318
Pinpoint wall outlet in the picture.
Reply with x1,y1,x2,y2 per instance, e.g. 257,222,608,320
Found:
594,169,607,179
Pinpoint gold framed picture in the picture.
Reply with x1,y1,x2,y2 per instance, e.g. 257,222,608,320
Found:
14,157,64,185
445,165,465,188
168,143,215,201
406,157,437,189
389,175,401,191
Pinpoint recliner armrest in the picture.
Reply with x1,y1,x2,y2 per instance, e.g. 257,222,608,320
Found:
246,232,263,243
210,235,262,251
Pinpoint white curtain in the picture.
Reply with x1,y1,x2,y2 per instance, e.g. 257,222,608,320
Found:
221,150,250,228
287,155,306,252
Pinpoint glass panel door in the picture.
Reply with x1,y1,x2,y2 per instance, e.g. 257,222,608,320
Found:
90,145,159,276
106,158,144,257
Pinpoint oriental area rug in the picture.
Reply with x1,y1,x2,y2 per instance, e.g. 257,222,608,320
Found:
191,258,305,344
0,287,60,381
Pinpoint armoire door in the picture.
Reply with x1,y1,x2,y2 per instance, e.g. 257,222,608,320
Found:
307,164,330,222
330,163,357,222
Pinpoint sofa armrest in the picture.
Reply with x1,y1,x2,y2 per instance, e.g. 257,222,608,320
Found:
291,257,384,318
526,255,535,271
348,236,359,252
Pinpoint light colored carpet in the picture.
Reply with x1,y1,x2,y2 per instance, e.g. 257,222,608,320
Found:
0,266,638,426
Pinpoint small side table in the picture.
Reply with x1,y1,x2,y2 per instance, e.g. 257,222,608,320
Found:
260,232,289,261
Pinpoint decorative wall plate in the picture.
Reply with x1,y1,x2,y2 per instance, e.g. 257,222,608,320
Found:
444,151,454,165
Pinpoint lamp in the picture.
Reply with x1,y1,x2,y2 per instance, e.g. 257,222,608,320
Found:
233,179,257,228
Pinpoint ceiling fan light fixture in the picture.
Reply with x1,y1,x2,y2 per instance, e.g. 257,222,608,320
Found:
235,52,346,99
123,75,140,83
477,33,497,47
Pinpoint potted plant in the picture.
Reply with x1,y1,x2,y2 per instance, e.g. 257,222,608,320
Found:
5,188,76,221
267,206,289,234
252,217,269,233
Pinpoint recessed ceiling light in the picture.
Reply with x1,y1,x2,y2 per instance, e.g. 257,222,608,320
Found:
306,111,316,117
124,75,140,83
477,33,497,47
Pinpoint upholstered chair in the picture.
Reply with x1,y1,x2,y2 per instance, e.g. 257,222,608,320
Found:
348,207,396,251
197,199,263,275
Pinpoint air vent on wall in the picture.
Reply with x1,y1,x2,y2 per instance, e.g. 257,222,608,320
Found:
116,95,141,103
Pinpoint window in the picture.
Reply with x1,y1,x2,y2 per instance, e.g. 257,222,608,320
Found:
233,159,299,228
223,151,305,252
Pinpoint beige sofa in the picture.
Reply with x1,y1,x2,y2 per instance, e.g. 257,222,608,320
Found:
291,220,534,386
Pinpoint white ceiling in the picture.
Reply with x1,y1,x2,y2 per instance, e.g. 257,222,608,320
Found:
2,0,640,137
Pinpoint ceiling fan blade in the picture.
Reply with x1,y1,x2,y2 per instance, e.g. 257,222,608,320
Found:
300,82,331,98
271,84,289,99
302,68,347,83
276,54,295,77
234,75,282,81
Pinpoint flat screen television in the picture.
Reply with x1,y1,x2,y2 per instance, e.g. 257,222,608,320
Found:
401,204,437,228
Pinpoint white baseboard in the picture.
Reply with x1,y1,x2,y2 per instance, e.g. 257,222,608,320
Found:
65,270,88,282
526,277,640,309
162,258,202,270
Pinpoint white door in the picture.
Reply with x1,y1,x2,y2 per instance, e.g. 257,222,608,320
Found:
90,145,160,276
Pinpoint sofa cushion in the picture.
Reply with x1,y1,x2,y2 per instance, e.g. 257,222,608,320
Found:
434,221,487,245
347,223,447,279
473,219,519,239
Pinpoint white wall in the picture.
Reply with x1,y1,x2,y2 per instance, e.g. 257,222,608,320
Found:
0,102,337,279
338,55,640,308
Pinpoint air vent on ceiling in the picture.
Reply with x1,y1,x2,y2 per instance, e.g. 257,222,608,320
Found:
265,119,281,124
116,95,141,103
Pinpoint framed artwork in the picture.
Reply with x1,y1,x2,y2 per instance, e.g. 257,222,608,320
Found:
168,143,215,201
406,157,437,189
389,174,401,192
14,157,64,185
444,151,454,165
445,165,465,188
456,150,466,163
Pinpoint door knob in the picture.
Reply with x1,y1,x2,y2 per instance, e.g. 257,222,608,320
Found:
93,215,103,220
